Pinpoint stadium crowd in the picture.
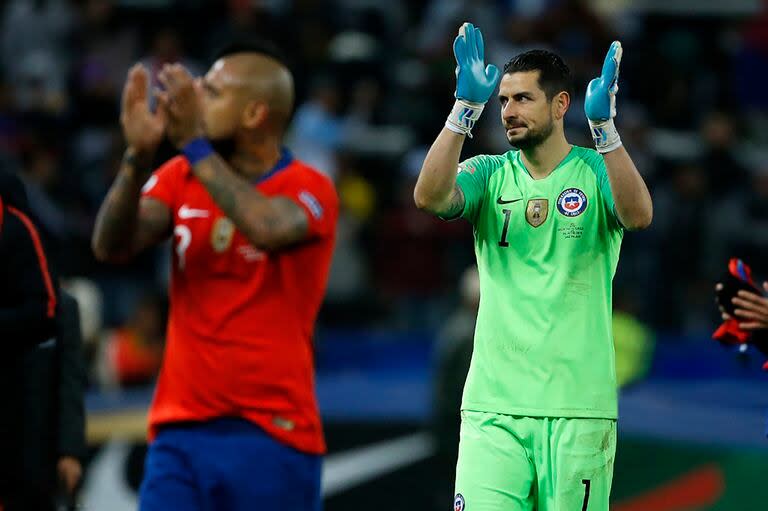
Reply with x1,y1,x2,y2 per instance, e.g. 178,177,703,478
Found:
1,0,766,386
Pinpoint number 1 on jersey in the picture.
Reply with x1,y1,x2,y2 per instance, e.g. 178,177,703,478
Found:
498,208,512,247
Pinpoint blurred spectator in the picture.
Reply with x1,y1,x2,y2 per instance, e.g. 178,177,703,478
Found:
205,0,284,58
341,78,416,159
71,0,138,126
699,110,749,195
373,173,470,329
140,26,204,106
17,292,86,511
618,106,659,187
289,77,346,177
18,143,70,240
418,0,506,56
711,162,768,277
62,277,104,383
0,0,760,340
536,0,616,88
286,0,338,69
0,168,58,346
613,291,655,388
96,290,166,389
322,160,376,325
430,266,479,508
1,0,75,116
650,161,713,333
734,5,768,112
0,170,86,510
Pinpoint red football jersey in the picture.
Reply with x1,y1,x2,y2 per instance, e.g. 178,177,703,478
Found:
141,150,337,454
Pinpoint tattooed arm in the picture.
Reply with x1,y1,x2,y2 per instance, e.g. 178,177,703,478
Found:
436,185,467,220
91,149,171,263
93,63,171,263
191,153,309,250
414,128,467,219
153,64,308,251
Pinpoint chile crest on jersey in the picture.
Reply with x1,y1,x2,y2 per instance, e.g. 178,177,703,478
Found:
556,188,588,217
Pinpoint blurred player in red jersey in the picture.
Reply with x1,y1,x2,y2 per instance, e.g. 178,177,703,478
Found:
92,40,338,511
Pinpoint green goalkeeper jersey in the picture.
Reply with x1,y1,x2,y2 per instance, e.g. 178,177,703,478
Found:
455,145,623,419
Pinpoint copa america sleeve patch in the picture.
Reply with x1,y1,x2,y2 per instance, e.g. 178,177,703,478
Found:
298,190,324,220
457,162,477,175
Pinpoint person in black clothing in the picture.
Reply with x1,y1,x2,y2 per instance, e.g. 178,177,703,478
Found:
16,290,86,511
0,170,86,510
0,169,59,344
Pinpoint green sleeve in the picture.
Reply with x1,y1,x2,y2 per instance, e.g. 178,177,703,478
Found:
581,149,622,229
454,154,501,224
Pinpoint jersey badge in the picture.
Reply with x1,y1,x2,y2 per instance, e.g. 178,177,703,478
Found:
526,198,549,227
557,188,588,217
210,217,235,253
454,493,465,511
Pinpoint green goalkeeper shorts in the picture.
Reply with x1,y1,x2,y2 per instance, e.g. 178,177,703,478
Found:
453,411,616,511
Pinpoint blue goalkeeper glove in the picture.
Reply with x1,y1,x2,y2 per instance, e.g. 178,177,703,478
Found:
445,23,500,137
585,41,623,153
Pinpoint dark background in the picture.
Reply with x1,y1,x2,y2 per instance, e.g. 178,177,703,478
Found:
2,0,768,509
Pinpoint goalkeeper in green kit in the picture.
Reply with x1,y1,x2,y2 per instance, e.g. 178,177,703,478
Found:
414,23,653,511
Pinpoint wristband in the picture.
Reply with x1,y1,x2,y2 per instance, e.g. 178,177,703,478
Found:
181,137,214,165
445,99,485,138
588,119,622,153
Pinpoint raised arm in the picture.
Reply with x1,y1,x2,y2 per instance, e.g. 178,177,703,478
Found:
154,64,310,251
413,23,499,219
92,64,171,263
585,42,652,230
602,146,652,230
91,152,171,263
414,129,467,218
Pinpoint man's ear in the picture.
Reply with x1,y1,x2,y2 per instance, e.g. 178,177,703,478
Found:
553,91,570,120
243,101,269,129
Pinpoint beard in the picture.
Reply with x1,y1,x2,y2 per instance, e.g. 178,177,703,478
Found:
506,116,555,150
210,136,237,162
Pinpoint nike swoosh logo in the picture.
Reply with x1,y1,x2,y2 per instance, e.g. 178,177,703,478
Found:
178,205,210,219
496,197,523,205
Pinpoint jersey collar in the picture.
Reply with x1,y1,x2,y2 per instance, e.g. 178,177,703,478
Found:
516,145,575,181
252,148,294,185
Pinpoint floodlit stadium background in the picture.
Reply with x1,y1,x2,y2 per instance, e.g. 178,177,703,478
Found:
3,0,768,509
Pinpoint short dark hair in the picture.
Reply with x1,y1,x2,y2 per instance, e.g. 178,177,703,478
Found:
503,50,573,100
212,38,290,68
